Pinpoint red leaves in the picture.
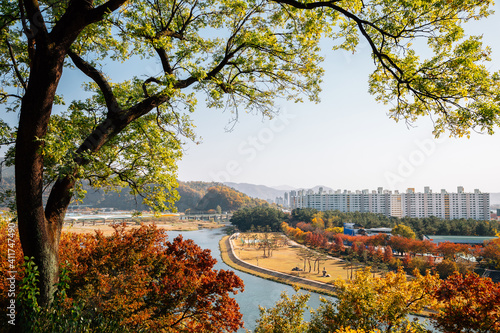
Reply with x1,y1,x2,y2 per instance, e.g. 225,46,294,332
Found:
433,272,500,333
59,224,244,332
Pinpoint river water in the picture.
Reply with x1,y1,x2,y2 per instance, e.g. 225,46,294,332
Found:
166,228,331,332
166,228,434,333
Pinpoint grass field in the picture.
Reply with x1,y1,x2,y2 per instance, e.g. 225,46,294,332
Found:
62,220,222,236
231,236,369,283
226,233,385,287
219,236,334,296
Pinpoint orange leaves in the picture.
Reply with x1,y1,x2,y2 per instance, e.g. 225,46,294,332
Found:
433,272,500,333
481,238,500,269
436,241,469,260
58,224,244,332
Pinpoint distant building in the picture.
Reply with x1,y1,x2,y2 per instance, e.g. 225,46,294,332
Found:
343,222,392,237
423,235,497,246
290,186,490,220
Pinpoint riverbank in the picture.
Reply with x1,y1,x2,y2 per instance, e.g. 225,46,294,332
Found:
219,235,336,296
63,220,223,236
221,234,434,319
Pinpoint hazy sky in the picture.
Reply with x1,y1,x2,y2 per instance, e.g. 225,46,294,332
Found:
3,3,499,194
176,3,500,193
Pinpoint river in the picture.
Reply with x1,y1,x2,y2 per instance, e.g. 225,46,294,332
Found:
166,228,331,332
166,228,434,333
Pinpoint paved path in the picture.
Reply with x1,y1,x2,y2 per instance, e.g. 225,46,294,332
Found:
224,236,337,294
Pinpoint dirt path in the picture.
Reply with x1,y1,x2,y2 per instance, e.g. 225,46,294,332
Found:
222,235,337,295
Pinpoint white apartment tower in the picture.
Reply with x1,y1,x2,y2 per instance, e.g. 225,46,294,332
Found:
289,186,490,220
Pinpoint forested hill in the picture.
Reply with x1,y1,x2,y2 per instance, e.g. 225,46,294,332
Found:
76,181,268,212
193,185,268,213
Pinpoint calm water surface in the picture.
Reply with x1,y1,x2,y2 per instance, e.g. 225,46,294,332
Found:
166,228,434,332
166,228,331,332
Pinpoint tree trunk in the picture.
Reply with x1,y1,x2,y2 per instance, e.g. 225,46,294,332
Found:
16,44,66,307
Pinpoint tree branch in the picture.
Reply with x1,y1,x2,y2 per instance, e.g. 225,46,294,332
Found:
87,0,129,24
67,50,122,116
22,0,49,43
155,48,173,74
5,39,27,90
142,77,162,97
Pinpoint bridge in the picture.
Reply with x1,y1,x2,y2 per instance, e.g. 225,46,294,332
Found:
179,213,232,223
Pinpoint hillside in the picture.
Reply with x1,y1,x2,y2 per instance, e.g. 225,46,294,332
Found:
223,182,335,200
223,182,288,200
194,185,268,212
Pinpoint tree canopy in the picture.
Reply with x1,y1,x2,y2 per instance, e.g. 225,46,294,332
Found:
230,205,287,231
1,0,500,308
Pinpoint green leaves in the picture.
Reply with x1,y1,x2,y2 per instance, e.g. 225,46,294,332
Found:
2,0,500,214
255,290,311,333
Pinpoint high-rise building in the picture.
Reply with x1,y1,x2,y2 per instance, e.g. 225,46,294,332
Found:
289,186,490,220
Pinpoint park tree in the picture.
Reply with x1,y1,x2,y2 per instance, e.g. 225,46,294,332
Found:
230,206,286,232
307,268,440,333
432,272,500,333
481,238,500,269
436,241,469,260
391,225,416,240
2,0,500,309
255,290,310,333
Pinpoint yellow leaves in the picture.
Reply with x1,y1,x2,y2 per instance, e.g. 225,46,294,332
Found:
322,267,439,332
335,327,381,333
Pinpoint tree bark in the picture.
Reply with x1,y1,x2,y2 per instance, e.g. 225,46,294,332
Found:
16,43,67,306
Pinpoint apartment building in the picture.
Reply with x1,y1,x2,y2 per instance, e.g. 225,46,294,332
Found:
289,186,490,220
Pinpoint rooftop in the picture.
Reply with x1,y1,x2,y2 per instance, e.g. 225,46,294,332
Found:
423,235,498,245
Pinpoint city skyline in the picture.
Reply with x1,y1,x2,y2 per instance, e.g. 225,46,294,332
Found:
287,185,491,221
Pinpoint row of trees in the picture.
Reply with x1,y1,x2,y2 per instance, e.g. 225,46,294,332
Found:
237,231,288,258
231,206,287,232
290,209,500,238
255,268,500,333
282,221,500,274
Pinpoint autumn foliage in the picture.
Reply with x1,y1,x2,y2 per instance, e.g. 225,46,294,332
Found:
433,272,500,333
1,223,244,332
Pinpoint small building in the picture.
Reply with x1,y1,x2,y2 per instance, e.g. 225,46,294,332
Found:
365,227,393,236
344,223,392,237
343,223,358,236
423,235,497,246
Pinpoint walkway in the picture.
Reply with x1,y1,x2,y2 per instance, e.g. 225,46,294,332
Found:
224,236,337,294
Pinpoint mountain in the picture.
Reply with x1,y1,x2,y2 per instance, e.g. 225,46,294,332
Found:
194,185,268,212
223,182,288,200
272,185,296,191
309,185,334,193
176,181,221,212
223,182,336,200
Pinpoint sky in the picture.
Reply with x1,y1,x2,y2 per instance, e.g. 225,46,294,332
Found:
176,3,500,193
3,3,500,194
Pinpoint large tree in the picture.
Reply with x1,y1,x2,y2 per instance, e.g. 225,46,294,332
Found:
1,0,499,307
